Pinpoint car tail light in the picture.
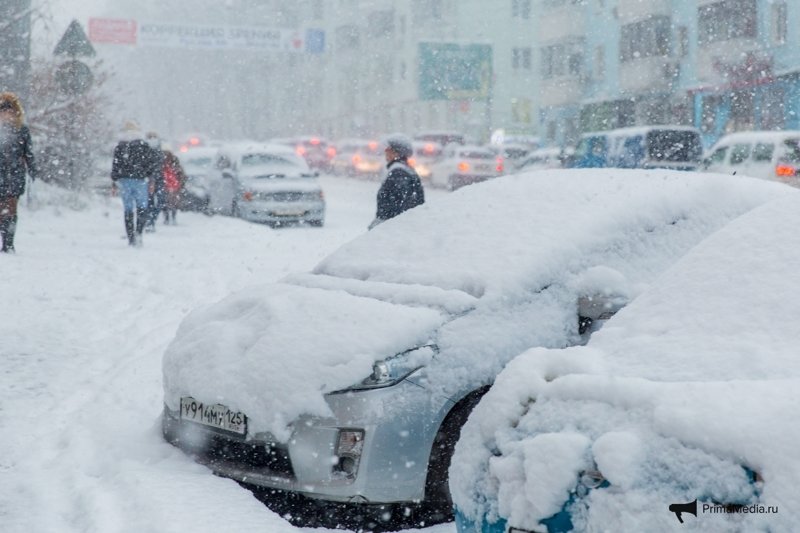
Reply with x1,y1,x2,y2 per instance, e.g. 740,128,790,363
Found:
368,140,378,151
179,145,189,153
408,157,417,167
189,137,201,146
776,164,796,177
424,143,435,154
326,147,336,158
352,154,362,164
296,145,307,156
310,137,320,145
457,161,470,173
242,191,253,201
496,156,504,173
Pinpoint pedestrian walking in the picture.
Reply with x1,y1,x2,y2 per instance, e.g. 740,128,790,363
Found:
0,92,36,253
111,122,160,247
369,134,425,230
162,150,186,225
145,132,166,232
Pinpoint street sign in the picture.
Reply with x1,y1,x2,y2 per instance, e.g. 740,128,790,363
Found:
54,20,96,57
418,42,492,101
88,18,137,45
55,60,93,96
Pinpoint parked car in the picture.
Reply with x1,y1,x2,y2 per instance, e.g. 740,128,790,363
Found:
516,147,566,172
428,144,504,190
703,130,800,187
177,146,219,213
330,139,384,178
409,140,443,181
206,142,325,226
452,188,799,533
160,169,783,529
567,126,703,171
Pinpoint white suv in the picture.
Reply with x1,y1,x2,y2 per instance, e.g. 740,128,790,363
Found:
703,131,800,187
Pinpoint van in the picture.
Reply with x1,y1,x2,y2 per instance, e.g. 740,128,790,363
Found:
568,126,703,171
703,131,800,187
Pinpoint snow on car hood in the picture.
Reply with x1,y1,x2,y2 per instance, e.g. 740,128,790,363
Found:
162,283,443,441
452,194,800,532
237,175,322,194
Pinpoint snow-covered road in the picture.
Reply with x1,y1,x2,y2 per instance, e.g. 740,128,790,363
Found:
0,176,453,533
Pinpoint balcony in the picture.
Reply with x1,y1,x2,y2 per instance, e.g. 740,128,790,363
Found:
619,55,676,93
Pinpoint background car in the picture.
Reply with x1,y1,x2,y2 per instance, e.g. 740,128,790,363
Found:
160,170,784,529
177,146,219,213
408,140,443,181
517,147,568,172
452,188,800,533
330,138,384,178
207,142,325,226
428,144,504,190
275,136,336,173
703,130,800,187
414,130,467,147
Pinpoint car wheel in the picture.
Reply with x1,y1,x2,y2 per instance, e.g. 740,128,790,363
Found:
422,386,490,522
308,219,324,227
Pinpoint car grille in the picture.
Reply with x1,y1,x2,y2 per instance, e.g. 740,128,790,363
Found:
257,191,317,202
198,433,295,479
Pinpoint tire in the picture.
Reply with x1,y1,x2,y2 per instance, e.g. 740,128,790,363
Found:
422,386,490,522
308,219,324,227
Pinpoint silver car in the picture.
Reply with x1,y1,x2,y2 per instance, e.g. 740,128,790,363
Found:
207,142,325,226
161,171,781,528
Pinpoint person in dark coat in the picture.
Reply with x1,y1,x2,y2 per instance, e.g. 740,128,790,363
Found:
369,134,425,229
0,92,36,253
161,150,187,225
111,122,161,246
144,131,166,232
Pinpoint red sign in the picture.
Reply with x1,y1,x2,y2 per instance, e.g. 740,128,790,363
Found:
88,18,137,45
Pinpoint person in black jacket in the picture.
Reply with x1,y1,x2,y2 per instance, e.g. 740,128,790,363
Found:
370,134,425,229
0,92,36,253
111,122,161,246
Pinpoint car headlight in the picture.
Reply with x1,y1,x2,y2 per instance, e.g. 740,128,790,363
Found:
341,345,437,392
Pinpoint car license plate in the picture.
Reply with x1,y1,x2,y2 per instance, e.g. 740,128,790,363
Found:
272,208,306,216
180,397,246,435
475,163,491,172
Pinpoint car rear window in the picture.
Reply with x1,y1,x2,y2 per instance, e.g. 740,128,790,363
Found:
781,139,800,163
646,130,702,162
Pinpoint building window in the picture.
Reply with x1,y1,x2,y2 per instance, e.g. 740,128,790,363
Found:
698,0,757,45
771,1,788,45
594,45,605,80
541,41,584,78
512,0,532,18
513,47,532,70
619,16,671,62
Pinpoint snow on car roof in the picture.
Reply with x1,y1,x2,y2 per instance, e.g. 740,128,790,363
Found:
452,192,800,532
711,130,800,146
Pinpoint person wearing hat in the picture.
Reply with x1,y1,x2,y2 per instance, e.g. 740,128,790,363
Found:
0,92,36,253
111,122,161,246
369,134,425,230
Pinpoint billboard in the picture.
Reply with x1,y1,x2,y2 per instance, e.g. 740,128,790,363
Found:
418,42,492,101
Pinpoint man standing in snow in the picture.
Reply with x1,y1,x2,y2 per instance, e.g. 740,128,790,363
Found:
369,134,425,230
111,122,160,247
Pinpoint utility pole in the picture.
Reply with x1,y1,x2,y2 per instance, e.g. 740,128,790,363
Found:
0,0,33,100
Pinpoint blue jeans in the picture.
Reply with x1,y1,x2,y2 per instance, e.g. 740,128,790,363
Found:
117,178,149,213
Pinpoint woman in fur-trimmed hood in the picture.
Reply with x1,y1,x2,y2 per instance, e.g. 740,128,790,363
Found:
0,91,37,253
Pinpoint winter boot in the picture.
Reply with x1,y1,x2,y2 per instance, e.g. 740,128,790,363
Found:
3,215,16,252
124,211,136,246
135,207,148,246
0,215,7,253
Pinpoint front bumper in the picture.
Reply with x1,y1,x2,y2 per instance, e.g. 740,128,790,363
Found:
162,379,450,504
237,200,325,223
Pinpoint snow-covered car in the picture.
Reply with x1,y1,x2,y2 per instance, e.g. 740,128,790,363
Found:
429,144,505,190
161,170,783,529
703,130,800,188
516,147,567,172
177,146,219,213
207,142,325,227
274,135,336,172
330,138,384,178
451,186,799,533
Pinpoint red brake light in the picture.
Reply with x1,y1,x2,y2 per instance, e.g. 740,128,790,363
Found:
189,137,200,146
352,154,362,164
368,140,378,151
179,145,189,153
496,156,504,173
776,164,796,177
327,147,336,157
424,143,435,154
457,161,470,172
408,157,417,167
296,145,307,156
242,191,253,201
310,138,320,145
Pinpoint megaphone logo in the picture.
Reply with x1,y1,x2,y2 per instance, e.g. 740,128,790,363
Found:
668,499,698,523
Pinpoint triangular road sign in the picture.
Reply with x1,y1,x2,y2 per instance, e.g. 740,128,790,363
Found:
54,20,96,57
